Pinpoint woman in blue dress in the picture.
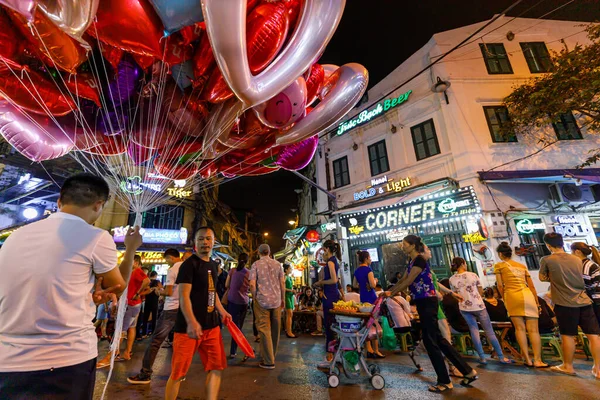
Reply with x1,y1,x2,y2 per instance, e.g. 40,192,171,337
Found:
354,250,385,358
315,239,341,369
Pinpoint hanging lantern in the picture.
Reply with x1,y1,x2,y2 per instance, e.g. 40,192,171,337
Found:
306,229,320,243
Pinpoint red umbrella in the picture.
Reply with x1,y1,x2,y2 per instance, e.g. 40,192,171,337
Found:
225,319,255,358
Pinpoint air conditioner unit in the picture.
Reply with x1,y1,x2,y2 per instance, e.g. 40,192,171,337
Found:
549,183,596,206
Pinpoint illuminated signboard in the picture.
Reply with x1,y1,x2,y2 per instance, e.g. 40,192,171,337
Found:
515,219,546,234
353,176,412,201
553,215,591,237
112,226,188,244
120,176,162,195
320,222,337,232
167,187,192,198
365,248,379,262
337,90,412,135
342,187,480,237
117,250,167,264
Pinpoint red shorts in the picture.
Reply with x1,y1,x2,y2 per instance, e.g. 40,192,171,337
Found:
170,328,226,380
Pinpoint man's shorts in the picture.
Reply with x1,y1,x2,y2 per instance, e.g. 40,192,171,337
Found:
554,304,600,336
170,327,226,381
122,303,142,331
96,304,108,320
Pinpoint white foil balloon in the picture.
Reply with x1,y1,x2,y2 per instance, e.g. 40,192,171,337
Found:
201,0,345,107
276,63,368,146
319,64,339,99
37,0,99,46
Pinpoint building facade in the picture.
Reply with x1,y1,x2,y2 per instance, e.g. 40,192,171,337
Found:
316,17,600,292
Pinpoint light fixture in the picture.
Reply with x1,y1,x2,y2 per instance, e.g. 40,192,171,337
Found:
506,31,515,41
263,232,269,237
288,220,295,226
390,124,397,133
432,76,451,104
352,142,359,151
23,207,39,220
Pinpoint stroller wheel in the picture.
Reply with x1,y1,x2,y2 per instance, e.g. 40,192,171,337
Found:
328,373,340,388
368,364,380,375
370,374,385,390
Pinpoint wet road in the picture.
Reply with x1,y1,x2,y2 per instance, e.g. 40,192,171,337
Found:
94,320,599,400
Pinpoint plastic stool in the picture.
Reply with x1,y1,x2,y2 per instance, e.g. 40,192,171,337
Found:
540,333,563,362
394,332,413,352
452,333,474,355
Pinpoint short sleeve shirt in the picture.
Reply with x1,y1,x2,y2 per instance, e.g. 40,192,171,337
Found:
174,255,220,331
449,272,485,312
0,212,118,372
127,268,148,306
163,262,182,311
540,253,592,307
407,255,436,300
249,257,284,309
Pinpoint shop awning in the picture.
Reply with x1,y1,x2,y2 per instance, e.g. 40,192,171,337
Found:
478,169,600,184
213,251,234,261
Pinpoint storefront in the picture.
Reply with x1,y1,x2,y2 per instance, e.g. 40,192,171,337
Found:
340,186,483,284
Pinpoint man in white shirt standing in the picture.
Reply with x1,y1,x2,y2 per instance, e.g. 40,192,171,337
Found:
249,244,285,370
128,248,183,384
0,173,142,400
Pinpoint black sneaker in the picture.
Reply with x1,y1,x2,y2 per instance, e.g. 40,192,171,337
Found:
127,373,151,385
258,362,275,370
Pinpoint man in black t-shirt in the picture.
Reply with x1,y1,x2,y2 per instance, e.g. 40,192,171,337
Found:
165,227,232,400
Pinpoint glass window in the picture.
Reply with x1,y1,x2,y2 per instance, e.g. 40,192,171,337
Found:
520,42,553,73
483,106,517,143
222,229,230,245
367,140,390,176
333,156,350,188
128,205,184,229
553,112,582,140
410,119,441,161
479,43,513,74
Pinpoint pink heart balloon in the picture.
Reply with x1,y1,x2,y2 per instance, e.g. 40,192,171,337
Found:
275,134,317,171
0,102,75,162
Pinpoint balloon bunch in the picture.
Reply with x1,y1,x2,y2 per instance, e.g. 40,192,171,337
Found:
0,0,368,209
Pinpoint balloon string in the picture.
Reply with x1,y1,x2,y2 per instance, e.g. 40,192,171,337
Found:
100,286,127,400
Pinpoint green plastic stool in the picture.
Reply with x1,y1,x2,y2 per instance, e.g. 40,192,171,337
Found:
394,332,413,352
452,333,474,355
540,333,563,362
579,332,592,360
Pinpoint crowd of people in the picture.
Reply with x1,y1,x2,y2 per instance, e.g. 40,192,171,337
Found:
1,173,600,399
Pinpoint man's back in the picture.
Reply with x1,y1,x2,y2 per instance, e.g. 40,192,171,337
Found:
540,253,591,308
250,257,283,309
0,212,117,371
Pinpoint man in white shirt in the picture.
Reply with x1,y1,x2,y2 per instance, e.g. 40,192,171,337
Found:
128,248,183,384
0,173,142,400
249,244,285,370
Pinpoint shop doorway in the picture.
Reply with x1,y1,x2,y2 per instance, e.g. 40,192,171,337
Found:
424,234,475,279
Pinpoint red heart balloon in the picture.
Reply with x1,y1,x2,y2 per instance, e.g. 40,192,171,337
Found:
154,157,198,180
80,133,127,155
164,34,194,66
101,44,124,70
90,0,164,58
0,57,75,116
9,9,87,74
192,30,215,90
0,9,24,61
246,2,290,74
179,22,204,46
65,72,101,107
305,63,324,106
133,53,155,70
201,67,234,104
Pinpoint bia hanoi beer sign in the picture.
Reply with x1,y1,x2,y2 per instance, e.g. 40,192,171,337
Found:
337,90,413,135
112,226,188,244
342,186,480,237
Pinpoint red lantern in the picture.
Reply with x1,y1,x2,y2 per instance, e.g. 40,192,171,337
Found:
306,230,320,243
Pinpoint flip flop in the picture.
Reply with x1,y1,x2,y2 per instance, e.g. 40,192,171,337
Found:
534,363,550,368
550,366,577,376
461,374,478,387
428,383,453,393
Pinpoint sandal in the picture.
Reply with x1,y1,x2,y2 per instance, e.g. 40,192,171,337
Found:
533,363,550,368
409,351,423,372
428,383,453,393
461,373,478,387
499,358,514,364
550,365,577,376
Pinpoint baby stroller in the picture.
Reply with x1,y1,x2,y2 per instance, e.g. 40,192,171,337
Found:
326,297,386,390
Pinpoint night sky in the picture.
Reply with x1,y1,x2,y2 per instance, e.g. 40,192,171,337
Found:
220,0,600,252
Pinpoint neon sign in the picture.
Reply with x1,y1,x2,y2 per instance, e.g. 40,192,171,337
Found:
553,215,591,237
515,219,546,234
112,226,188,244
463,232,487,244
320,222,337,232
167,187,192,198
353,176,412,201
120,176,162,195
337,90,412,135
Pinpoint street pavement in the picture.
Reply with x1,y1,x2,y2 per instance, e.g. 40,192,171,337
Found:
94,319,599,400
